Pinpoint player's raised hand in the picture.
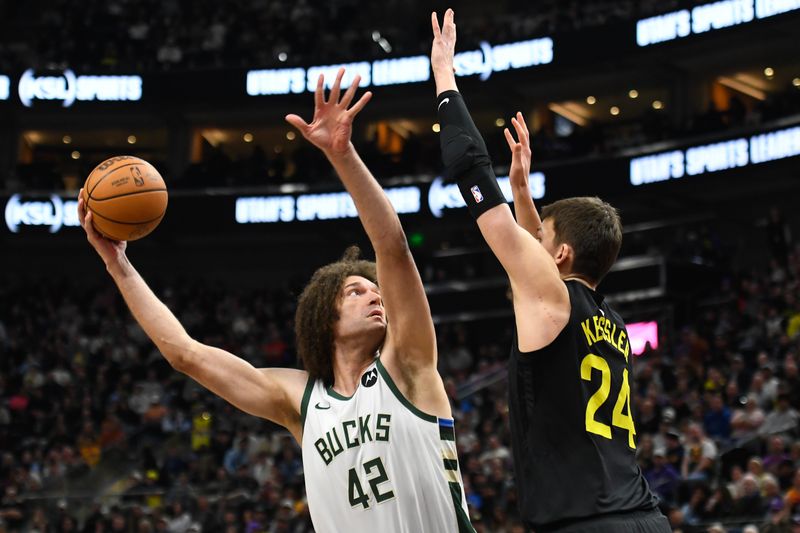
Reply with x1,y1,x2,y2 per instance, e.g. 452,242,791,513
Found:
78,189,127,264
431,9,456,73
431,9,458,94
504,112,532,190
285,68,372,156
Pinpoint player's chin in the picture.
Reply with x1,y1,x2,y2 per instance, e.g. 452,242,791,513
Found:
368,317,387,330
364,319,387,336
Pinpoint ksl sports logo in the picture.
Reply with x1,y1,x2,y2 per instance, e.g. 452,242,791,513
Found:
17,69,143,107
4,194,80,233
19,69,78,107
453,38,554,81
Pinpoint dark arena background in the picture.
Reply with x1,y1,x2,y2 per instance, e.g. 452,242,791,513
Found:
1,1,800,532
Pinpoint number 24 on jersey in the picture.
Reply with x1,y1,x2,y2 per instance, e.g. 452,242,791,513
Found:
580,353,637,449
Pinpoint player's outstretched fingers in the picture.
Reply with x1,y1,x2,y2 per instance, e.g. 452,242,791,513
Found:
314,74,325,110
431,12,441,37
346,91,372,119
504,128,519,152
514,112,530,144
510,118,523,142
285,114,310,137
329,68,345,105
517,111,529,132
339,75,362,110
511,118,530,151
444,8,456,37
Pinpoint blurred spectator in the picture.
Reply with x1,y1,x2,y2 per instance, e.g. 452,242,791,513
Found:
735,474,766,518
784,470,800,515
760,394,800,440
732,394,766,444
644,446,681,505
682,423,718,482
704,394,732,443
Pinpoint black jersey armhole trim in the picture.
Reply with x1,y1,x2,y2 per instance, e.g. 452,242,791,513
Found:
299,375,314,430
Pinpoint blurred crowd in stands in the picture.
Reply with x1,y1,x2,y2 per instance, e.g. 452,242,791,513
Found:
0,208,798,532
0,0,679,73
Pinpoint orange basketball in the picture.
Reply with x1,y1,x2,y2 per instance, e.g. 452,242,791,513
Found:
82,156,168,241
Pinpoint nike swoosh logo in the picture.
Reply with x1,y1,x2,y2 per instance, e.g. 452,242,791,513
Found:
315,402,331,410
438,97,449,111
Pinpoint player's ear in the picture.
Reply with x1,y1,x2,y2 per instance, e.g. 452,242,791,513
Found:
554,242,573,267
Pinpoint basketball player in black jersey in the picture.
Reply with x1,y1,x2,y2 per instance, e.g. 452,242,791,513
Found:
431,9,672,533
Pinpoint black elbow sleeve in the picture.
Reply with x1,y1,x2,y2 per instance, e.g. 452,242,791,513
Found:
437,90,505,219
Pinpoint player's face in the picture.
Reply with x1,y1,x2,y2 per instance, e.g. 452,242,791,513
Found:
334,275,387,342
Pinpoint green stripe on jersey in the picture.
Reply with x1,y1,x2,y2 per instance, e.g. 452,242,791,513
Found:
325,386,354,401
300,375,314,429
443,458,459,471
449,482,476,533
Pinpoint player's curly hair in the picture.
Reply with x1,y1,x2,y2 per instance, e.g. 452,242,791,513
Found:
541,197,622,285
295,246,377,386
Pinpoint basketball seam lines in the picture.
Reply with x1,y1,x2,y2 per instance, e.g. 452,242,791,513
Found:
89,189,167,202
87,162,148,198
89,209,165,225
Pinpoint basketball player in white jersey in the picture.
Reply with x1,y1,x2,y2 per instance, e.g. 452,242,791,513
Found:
77,68,474,533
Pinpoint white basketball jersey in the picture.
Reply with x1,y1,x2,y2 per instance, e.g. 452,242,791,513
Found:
301,357,474,533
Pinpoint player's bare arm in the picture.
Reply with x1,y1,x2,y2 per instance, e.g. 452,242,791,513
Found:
286,69,448,418
77,194,306,441
505,112,543,238
431,9,569,351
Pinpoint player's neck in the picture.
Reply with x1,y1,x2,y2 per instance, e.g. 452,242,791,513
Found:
331,343,378,397
555,257,596,290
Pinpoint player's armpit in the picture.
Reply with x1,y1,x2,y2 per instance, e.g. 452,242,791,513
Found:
379,345,452,420
511,277,571,352
174,341,307,439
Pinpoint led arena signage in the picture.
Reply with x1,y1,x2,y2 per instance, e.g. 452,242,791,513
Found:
246,37,553,96
0,75,9,100
629,124,800,185
235,173,546,224
636,0,800,46
17,69,142,107
236,186,421,224
4,194,80,233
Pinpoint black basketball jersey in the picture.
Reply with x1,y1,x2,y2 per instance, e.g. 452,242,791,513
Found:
508,280,658,529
